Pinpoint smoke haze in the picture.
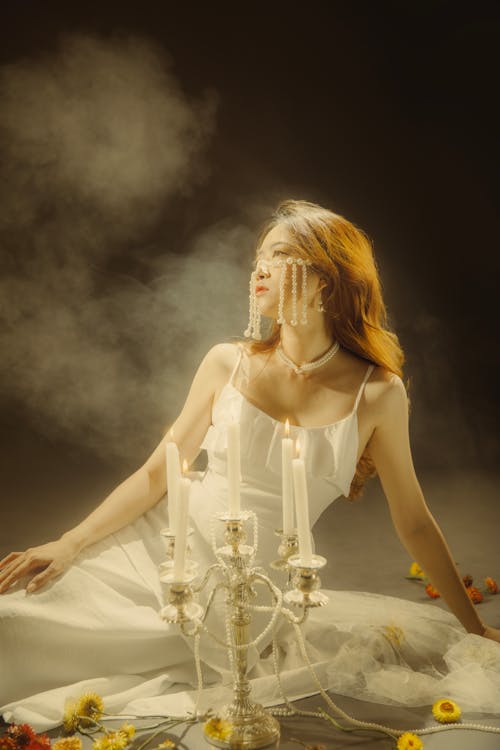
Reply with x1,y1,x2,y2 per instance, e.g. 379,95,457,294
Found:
0,32,257,465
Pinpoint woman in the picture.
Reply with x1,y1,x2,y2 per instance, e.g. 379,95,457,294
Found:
1,199,499,728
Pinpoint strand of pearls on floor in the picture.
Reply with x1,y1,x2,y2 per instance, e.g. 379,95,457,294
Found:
267,618,500,739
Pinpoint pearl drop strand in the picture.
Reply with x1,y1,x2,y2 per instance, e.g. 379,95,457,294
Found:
277,262,287,325
244,270,262,340
300,260,308,325
290,258,298,326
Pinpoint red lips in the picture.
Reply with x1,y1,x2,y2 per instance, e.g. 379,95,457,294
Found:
255,285,268,293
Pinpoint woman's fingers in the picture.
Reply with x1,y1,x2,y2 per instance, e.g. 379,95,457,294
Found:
0,554,28,588
0,555,45,593
26,563,60,593
0,551,23,569
0,542,75,594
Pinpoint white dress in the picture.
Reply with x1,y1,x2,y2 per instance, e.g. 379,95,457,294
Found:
2,344,500,731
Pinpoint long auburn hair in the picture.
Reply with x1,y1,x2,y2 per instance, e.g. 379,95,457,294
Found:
244,199,409,500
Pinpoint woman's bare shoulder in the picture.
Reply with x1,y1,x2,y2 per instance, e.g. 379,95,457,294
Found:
202,341,247,379
365,364,408,426
337,347,406,417
369,364,404,390
338,349,401,390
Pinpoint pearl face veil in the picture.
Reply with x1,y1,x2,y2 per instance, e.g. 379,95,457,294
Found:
244,257,313,340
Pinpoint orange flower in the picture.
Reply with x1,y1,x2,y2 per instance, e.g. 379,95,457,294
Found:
26,740,51,750
6,726,36,747
425,583,440,599
0,739,17,750
462,574,473,588
5,726,50,750
485,577,498,594
467,586,483,604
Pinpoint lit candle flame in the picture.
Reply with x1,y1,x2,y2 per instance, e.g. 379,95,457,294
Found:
295,439,301,458
285,418,290,437
182,459,188,474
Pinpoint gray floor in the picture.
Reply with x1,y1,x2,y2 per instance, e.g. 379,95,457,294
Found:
2,690,500,749
1,446,500,749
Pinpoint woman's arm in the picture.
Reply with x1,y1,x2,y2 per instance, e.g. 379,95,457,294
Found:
368,374,491,637
61,342,231,554
0,343,235,593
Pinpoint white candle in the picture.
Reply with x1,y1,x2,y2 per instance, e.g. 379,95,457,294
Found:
173,474,190,581
227,421,241,516
166,439,181,531
292,456,313,565
282,419,294,534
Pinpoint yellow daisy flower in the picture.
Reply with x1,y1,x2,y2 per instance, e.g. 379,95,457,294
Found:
204,717,233,741
396,732,423,750
93,731,128,750
75,692,105,728
432,698,462,723
409,562,425,579
63,699,80,734
119,725,136,741
53,738,83,750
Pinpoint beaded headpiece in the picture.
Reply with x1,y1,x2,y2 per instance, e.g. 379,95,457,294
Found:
244,256,316,340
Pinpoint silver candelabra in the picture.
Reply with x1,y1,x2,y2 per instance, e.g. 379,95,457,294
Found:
158,510,328,750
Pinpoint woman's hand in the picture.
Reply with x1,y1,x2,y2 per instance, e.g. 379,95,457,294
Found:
0,538,79,594
482,625,500,644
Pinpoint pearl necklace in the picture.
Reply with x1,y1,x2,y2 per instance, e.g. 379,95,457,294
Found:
276,340,340,374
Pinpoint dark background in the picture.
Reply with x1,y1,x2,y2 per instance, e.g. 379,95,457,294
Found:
0,1,499,555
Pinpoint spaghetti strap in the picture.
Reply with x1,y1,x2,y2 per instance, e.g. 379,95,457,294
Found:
229,342,245,386
353,363,375,412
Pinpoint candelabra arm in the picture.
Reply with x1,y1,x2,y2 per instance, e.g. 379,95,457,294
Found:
200,581,228,626
250,571,280,603
191,563,220,594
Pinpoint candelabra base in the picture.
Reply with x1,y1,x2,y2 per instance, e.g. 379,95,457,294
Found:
204,703,280,749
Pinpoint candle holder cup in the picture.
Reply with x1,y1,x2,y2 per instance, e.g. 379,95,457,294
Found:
216,510,255,560
271,528,299,570
283,554,329,608
159,568,204,623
